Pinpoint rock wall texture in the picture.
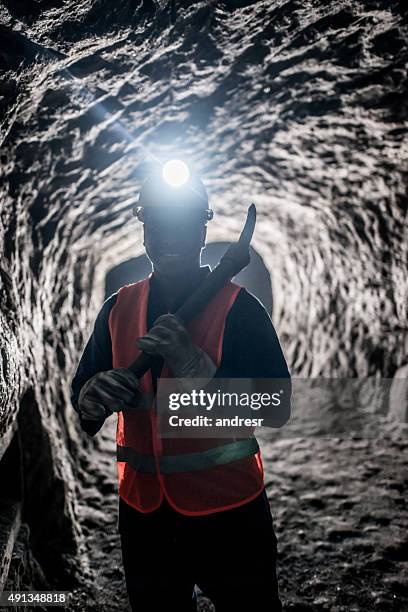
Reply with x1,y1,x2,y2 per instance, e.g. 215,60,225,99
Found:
0,0,407,607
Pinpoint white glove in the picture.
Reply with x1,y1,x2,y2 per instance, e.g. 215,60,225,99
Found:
78,368,141,421
136,313,217,392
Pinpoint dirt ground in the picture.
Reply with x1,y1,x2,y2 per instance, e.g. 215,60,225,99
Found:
69,416,408,612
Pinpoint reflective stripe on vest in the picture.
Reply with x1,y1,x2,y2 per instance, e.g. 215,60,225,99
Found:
117,437,259,474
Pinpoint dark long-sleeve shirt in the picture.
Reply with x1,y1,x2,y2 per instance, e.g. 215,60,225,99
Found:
70,267,291,435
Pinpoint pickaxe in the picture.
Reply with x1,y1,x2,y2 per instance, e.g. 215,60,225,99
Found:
81,203,257,436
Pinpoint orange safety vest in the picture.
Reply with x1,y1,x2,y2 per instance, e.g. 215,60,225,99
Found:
108,275,264,516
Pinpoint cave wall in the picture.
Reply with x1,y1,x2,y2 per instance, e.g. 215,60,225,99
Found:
0,0,407,589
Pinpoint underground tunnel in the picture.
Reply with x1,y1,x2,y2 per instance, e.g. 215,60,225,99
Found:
0,0,407,611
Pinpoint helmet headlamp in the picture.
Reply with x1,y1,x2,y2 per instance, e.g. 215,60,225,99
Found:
134,161,214,223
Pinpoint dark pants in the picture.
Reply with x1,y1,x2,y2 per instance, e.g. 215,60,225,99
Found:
118,488,282,612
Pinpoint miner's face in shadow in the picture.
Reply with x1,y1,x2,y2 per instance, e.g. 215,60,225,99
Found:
143,207,207,276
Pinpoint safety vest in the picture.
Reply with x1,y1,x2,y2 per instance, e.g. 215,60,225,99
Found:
108,276,264,515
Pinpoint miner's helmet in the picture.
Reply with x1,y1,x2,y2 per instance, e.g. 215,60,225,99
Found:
133,160,214,224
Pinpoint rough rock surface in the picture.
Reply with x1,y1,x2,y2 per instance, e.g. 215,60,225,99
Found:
0,0,407,609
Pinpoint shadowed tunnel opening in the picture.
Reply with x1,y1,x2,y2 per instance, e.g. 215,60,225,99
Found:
0,0,407,610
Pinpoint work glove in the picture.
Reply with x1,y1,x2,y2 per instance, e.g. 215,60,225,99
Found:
78,368,141,421
136,313,217,392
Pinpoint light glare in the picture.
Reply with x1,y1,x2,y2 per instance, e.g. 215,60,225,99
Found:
162,160,190,187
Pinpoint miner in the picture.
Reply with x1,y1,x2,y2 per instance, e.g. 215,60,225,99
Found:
70,160,291,612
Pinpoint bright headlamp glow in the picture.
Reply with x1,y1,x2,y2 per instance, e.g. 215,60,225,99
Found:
162,159,190,187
